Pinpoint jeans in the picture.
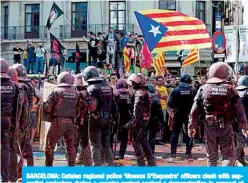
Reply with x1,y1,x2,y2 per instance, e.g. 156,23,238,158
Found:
30,111,37,128
24,59,28,69
35,57,44,74
27,57,35,74
92,56,98,67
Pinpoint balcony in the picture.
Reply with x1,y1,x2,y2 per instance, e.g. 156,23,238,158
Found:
1,26,47,40
1,24,134,41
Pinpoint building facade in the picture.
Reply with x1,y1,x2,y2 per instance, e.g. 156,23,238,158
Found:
1,0,239,75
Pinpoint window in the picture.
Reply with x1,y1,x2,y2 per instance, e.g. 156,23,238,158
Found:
25,4,40,38
4,6,8,39
109,2,126,31
71,2,87,37
196,1,205,22
159,0,176,10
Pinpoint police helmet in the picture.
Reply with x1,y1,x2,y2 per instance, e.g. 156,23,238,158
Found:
0,58,10,79
237,75,248,90
82,66,103,82
207,62,233,84
57,72,75,87
12,64,29,81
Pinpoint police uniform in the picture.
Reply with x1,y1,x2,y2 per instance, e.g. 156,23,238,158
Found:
1,59,21,182
113,84,132,159
235,76,248,165
75,89,92,166
130,87,156,166
18,81,35,166
1,79,19,182
12,64,35,167
44,72,80,166
189,63,248,166
87,82,118,166
8,67,28,181
167,81,194,159
189,82,248,166
146,84,165,155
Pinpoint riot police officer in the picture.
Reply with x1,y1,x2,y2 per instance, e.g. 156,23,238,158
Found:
44,72,81,166
235,75,248,166
74,73,93,166
82,66,118,166
126,73,156,166
189,62,248,166
113,78,132,159
8,67,28,181
12,64,34,167
146,84,165,155
167,73,195,163
1,58,20,182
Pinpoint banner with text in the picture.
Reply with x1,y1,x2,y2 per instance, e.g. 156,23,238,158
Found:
22,167,248,183
239,25,248,62
224,26,238,63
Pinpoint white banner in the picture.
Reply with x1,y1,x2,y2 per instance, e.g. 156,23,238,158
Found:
224,26,238,63
239,25,248,62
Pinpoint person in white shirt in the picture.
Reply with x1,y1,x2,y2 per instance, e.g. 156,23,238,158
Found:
35,43,45,74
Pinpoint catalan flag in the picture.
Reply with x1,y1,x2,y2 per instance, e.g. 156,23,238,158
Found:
135,9,211,53
182,49,199,68
123,47,130,73
153,52,165,76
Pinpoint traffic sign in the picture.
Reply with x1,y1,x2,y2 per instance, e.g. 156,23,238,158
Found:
212,31,226,54
214,53,225,58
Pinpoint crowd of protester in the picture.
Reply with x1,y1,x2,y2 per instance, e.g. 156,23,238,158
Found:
13,41,46,74
83,27,144,71
11,27,248,159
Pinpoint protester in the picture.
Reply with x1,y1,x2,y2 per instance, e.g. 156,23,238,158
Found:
35,43,45,74
13,42,23,64
155,76,168,125
106,27,116,67
27,41,36,74
30,76,43,144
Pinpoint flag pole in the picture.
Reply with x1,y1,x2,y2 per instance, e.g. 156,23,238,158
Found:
198,49,201,77
63,13,72,25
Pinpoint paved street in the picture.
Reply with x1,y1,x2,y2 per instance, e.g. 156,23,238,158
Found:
32,142,248,166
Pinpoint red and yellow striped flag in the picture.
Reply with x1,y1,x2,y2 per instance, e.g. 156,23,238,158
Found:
138,9,211,52
123,47,130,73
153,52,165,76
182,49,199,68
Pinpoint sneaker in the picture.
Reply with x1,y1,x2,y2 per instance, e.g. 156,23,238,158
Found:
119,155,124,160
167,157,175,163
185,154,194,162
75,159,84,165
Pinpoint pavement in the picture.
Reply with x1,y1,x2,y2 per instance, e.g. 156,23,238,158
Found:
31,142,248,166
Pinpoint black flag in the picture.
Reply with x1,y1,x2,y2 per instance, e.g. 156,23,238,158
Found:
50,32,65,68
46,2,64,29
75,43,81,74
177,50,184,63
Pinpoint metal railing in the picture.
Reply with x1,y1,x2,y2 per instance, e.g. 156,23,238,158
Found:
1,26,47,40
1,24,135,40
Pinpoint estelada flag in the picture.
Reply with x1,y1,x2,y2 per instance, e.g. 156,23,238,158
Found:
46,2,64,29
50,32,65,65
123,47,130,73
134,9,211,53
153,52,165,76
75,43,81,74
182,49,199,68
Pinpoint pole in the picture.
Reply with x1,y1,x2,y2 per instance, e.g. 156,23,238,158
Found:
198,49,201,77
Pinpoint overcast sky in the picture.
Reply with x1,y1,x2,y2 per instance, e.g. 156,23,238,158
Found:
243,0,248,24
